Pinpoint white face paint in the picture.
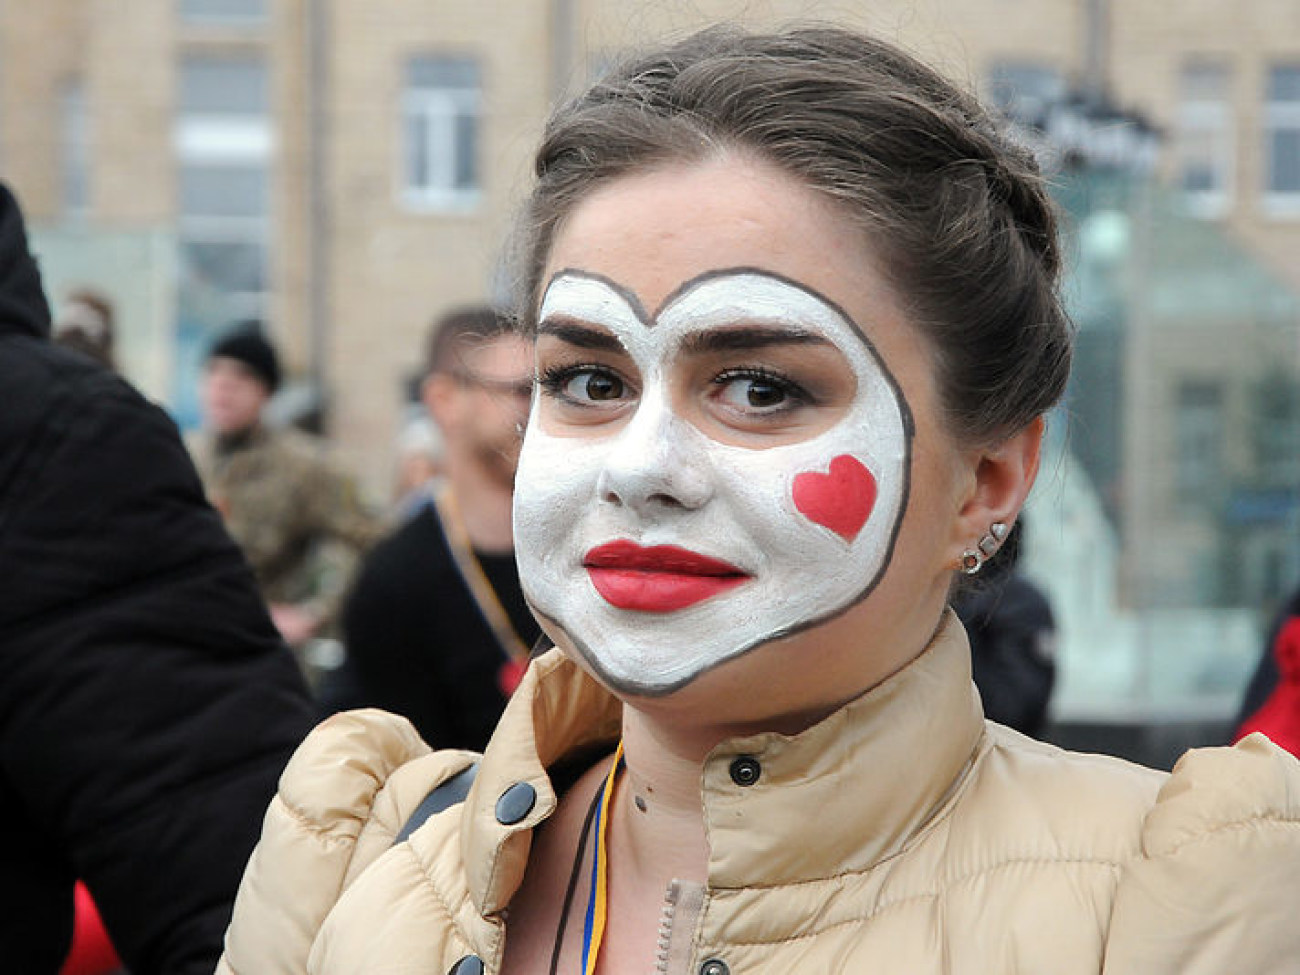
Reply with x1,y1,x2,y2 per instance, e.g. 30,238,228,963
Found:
513,268,913,695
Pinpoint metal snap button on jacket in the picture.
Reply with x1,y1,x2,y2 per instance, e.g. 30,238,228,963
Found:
729,755,761,787
495,781,537,825
449,955,484,975
700,958,730,975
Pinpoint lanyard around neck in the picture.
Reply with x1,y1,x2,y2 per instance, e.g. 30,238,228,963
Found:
580,741,625,975
431,484,530,666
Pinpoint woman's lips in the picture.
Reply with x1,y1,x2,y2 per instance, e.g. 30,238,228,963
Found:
583,540,751,612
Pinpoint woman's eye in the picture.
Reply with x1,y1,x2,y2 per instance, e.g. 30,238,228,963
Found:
539,364,633,407
714,371,802,413
568,370,625,402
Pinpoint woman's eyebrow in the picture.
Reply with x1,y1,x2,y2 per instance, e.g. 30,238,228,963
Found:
679,326,832,355
537,318,626,353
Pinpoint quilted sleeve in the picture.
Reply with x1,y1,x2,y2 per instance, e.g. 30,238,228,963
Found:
217,709,475,975
1102,733,1300,975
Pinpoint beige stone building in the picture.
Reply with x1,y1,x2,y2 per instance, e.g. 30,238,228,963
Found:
4,0,1297,499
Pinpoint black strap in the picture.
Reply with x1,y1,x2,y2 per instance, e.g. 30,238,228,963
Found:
394,762,479,843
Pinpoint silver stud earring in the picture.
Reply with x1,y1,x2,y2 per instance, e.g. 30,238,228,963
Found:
961,522,1008,576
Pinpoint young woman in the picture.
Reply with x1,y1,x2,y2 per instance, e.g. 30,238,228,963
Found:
219,26,1300,975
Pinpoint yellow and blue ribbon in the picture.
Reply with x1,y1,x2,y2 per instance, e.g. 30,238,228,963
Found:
580,741,624,975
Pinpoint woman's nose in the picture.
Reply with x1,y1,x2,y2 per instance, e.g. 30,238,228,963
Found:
596,386,713,516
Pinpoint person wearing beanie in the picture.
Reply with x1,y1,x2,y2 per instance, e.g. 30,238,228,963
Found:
189,322,381,683
208,320,281,392
197,322,280,441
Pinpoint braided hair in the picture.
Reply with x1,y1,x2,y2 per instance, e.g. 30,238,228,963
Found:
512,24,1072,445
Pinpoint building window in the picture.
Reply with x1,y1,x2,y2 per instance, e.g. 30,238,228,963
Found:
61,81,89,220
178,164,269,296
175,54,270,316
986,61,1065,125
179,0,267,26
401,55,481,211
1175,381,1224,504
1252,372,1300,486
173,53,272,426
178,55,269,116
1264,64,1300,214
1176,62,1232,218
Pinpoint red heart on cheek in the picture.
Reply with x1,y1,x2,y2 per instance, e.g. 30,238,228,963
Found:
792,454,877,542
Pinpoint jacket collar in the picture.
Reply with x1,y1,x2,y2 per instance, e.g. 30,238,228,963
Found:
213,422,270,456
460,610,983,912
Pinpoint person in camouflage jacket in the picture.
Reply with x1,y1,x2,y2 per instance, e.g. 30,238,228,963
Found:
189,325,381,678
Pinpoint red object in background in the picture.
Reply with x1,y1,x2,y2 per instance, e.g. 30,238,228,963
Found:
498,658,526,697
1237,617,1300,756
59,882,123,975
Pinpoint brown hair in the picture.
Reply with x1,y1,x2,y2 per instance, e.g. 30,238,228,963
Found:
511,25,1073,444
424,305,513,377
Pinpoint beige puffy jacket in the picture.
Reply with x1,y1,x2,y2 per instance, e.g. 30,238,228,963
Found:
219,613,1300,974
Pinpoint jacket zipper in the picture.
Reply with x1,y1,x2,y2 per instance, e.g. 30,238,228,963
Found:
654,881,680,975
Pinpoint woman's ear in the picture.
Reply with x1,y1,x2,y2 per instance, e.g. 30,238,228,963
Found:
949,416,1045,570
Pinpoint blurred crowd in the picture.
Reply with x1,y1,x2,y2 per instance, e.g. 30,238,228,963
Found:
0,177,543,974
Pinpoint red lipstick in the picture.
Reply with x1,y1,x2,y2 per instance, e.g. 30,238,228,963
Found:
583,540,751,612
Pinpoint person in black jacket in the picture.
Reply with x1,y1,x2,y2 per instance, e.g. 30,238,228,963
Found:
1233,585,1300,756
0,183,317,973
338,307,538,751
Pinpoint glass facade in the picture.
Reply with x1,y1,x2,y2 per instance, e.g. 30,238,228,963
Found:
1031,167,1300,731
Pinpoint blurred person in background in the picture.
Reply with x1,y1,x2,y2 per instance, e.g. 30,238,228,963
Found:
1234,585,1300,756
391,409,446,519
189,322,381,686
0,181,316,974
51,287,115,370
339,307,539,750
951,517,1057,737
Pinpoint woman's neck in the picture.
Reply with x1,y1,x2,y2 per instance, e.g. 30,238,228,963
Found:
598,696,847,969
604,626,941,889
610,708,715,888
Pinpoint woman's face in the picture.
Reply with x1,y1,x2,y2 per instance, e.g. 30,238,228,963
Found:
514,155,971,711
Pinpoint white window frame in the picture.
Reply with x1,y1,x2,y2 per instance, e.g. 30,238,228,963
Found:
174,116,272,161
400,59,482,213
1263,65,1300,217
1176,64,1233,219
